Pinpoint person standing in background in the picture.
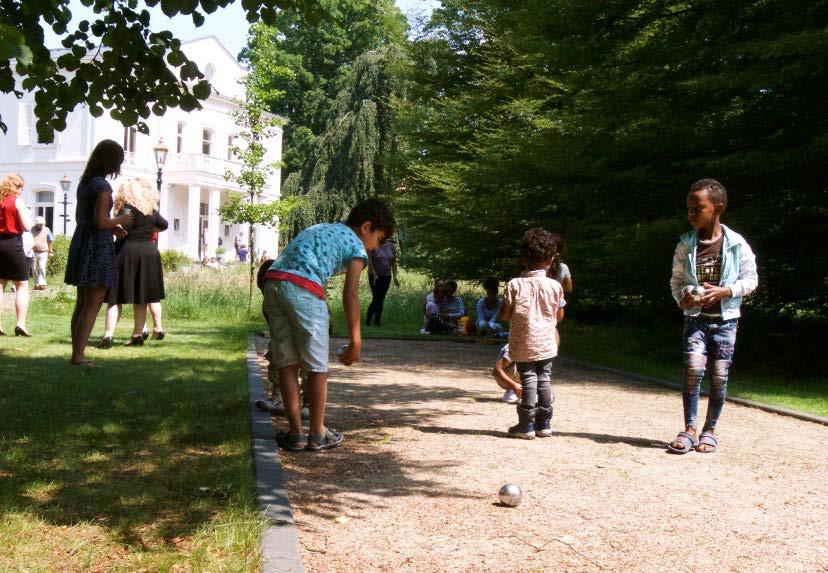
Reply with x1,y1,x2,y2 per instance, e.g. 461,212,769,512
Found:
31,216,53,290
0,173,33,336
365,238,399,327
64,140,132,366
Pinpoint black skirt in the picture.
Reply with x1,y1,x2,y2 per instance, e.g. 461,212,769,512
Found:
106,239,165,305
0,234,28,281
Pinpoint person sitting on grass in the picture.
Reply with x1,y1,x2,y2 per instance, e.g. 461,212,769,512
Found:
420,278,443,332
262,198,394,452
500,228,565,439
667,179,757,455
476,278,504,337
441,279,466,332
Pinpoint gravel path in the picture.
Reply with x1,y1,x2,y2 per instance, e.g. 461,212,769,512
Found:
260,338,827,573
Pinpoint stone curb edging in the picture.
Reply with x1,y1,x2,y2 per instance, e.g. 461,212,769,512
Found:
246,337,305,573
556,356,828,427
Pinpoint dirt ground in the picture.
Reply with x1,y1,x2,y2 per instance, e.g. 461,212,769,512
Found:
258,337,828,573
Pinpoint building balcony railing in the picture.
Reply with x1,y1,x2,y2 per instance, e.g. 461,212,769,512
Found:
123,151,241,178
167,153,241,176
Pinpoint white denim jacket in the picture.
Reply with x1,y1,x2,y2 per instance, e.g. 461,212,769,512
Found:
670,224,758,319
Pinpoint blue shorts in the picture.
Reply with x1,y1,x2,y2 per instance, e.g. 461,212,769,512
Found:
263,280,330,373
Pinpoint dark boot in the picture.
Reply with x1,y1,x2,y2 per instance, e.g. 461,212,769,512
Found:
508,405,536,439
535,406,553,437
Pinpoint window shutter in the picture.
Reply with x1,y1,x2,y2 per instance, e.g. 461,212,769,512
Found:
18,103,33,145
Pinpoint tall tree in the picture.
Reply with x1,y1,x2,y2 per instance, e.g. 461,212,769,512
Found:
242,0,407,178
0,0,322,138
280,47,407,236
399,0,828,315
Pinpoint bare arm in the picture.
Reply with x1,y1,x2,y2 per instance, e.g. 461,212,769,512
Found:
14,198,33,231
94,191,131,230
562,276,573,294
493,359,521,394
499,300,513,321
339,258,365,365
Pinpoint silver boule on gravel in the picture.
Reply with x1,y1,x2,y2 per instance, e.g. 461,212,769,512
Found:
498,483,522,507
336,343,350,356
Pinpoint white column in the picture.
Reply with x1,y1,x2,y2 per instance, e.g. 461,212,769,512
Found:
187,184,201,260
157,184,171,252
207,187,220,257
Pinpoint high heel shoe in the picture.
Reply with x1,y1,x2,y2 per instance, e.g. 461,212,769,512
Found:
99,336,114,349
125,334,144,347
14,326,31,337
151,330,165,341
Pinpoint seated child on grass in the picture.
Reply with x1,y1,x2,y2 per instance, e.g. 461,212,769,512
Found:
476,277,504,337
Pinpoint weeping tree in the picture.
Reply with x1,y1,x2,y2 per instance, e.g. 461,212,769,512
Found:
280,47,407,238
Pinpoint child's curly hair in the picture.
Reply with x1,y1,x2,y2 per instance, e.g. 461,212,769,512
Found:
519,228,557,266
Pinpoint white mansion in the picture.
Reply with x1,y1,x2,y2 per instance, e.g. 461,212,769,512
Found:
0,36,282,260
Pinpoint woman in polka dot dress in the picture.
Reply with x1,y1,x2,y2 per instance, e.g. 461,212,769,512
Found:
64,140,133,366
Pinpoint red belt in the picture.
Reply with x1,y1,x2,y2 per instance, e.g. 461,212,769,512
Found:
264,270,325,299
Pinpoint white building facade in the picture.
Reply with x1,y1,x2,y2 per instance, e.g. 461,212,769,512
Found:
0,36,282,261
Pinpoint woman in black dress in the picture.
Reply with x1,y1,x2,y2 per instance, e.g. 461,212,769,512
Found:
101,178,168,347
0,173,34,336
64,140,132,366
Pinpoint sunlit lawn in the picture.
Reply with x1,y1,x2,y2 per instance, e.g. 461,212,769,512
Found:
0,294,264,572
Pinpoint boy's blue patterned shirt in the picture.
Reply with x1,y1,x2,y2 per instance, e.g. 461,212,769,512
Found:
269,223,368,285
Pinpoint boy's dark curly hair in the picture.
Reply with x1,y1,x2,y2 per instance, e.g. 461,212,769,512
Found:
345,198,396,237
519,228,557,266
690,178,728,208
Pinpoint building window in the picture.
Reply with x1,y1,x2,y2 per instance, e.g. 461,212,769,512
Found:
35,191,55,230
18,103,55,145
204,64,215,82
177,122,185,153
202,128,213,155
199,202,208,216
173,219,180,232
123,127,137,153
224,225,230,237
227,135,234,160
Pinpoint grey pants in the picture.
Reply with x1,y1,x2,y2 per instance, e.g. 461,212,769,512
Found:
33,251,48,286
517,358,554,408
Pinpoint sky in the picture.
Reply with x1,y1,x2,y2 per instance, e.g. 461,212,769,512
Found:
43,0,441,59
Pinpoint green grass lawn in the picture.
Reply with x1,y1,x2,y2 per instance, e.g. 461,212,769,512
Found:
329,270,828,418
0,279,264,571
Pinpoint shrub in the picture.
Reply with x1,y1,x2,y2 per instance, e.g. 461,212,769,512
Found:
160,249,191,272
46,235,71,277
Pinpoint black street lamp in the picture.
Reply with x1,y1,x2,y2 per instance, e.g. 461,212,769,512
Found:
59,173,72,235
153,137,169,207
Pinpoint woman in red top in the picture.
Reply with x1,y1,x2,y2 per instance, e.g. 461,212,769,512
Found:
0,173,34,336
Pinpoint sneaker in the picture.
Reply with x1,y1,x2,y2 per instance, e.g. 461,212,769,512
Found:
501,389,519,404
254,397,285,415
420,328,429,335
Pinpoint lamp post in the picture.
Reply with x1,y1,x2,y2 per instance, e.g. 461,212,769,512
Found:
59,173,72,235
153,138,169,208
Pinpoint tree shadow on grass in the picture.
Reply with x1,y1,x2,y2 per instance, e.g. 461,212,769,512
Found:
0,323,254,550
